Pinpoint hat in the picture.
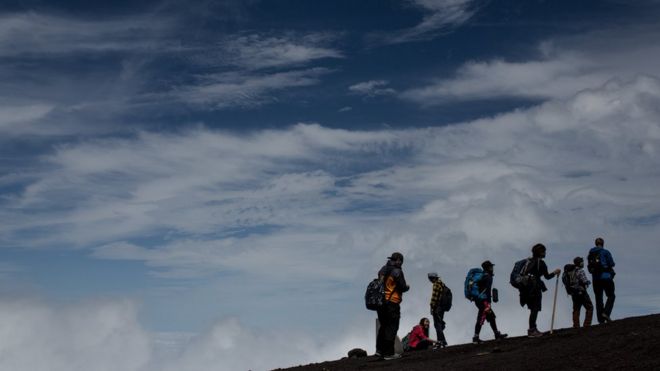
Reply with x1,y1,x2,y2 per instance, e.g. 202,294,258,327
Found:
388,252,404,262
481,260,494,269
427,272,439,279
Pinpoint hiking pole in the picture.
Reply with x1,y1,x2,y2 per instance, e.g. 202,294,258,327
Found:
550,275,559,334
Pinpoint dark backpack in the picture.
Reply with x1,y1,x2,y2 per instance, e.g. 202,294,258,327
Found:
401,332,411,352
562,264,580,295
365,277,385,311
464,268,485,301
438,284,453,312
587,250,602,275
510,258,532,289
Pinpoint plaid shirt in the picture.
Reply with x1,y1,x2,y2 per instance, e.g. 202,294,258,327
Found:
576,268,591,288
429,280,444,310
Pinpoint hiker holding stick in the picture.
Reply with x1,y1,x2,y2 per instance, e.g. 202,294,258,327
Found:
520,243,561,338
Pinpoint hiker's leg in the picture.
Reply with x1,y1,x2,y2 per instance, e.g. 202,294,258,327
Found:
474,301,484,336
376,306,388,354
604,280,615,318
571,295,581,328
584,293,594,327
486,309,499,334
433,310,447,345
381,302,401,355
529,309,539,330
593,280,605,323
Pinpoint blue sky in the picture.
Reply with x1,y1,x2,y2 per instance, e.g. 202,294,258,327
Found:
2,1,660,370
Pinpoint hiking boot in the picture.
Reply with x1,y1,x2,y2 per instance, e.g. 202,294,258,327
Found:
527,328,543,338
383,354,402,361
495,332,508,340
472,336,482,344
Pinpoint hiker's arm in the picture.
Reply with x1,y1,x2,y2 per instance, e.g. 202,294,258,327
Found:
397,271,410,292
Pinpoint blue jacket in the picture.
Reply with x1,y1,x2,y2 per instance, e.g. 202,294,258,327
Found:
589,247,615,280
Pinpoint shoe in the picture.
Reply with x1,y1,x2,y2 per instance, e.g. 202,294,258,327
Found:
442,342,448,348
602,314,612,323
374,351,381,357
495,332,508,340
527,329,543,338
472,336,482,344
383,354,402,360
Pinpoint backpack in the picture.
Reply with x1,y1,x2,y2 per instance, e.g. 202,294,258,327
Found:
464,268,485,301
510,258,532,289
562,264,580,295
401,332,411,352
438,284,453,312
364,277,385,311
587,250,602,275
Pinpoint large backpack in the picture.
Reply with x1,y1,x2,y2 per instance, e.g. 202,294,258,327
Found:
587,250,602,275
562,264,580,295
364,277,385,311
510,258,532,289
464,268,485,301
438,284,453,312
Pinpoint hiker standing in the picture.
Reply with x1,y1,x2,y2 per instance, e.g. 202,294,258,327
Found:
564,257,593,328
521,243,561,337
471,261,508,343
376,252,409,360
428,272,449,348
407,318,437,351
588,237,616,323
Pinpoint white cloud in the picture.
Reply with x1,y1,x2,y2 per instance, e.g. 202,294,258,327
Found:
0,103,54,133
0,13,172,56
220,32,343,70
349,80,397,97
378,0,478,44
401,25,660,105
0,298,151,371
173,68,332,109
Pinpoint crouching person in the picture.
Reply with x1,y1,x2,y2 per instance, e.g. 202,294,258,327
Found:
408,318,437,351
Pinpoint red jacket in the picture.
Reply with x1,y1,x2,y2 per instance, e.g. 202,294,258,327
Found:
408,325,431,348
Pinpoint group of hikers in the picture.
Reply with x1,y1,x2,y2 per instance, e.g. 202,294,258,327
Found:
367,237,616,361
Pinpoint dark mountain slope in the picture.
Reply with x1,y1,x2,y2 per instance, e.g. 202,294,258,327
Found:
277,313,660,371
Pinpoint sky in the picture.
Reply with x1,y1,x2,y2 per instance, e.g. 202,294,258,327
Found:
1,0,660,370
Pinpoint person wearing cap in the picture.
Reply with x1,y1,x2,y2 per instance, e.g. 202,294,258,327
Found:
428,272,448,348
522,243,561,337
472,260,508,344
376,252,409,360
569,256,593,328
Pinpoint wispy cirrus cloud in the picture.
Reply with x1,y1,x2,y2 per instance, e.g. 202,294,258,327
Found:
0,13,174,56
348,80,396,98
374,0,479,44
218,32,343,70
172,67,333,109
400,25,660,105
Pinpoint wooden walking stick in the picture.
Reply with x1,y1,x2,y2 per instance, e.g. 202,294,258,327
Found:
550,274,559,334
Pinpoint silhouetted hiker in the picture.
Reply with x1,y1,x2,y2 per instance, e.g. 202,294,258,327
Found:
376,252,409,360
407,317,437,351
521,243,561,337
467,260,508,343
588,237,616,323
428,272,450,348
562,256,593,328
